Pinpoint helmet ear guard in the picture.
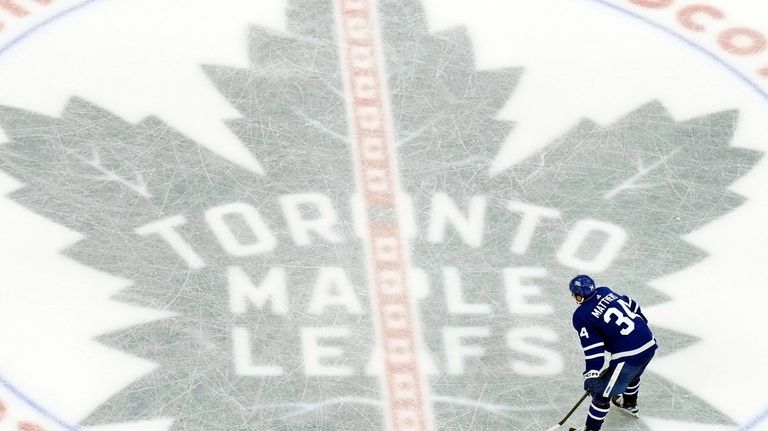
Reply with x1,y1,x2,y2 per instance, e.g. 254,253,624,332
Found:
569,274,596,299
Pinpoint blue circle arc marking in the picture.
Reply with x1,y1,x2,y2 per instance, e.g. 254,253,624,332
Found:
0,0,766,430
581,0,768,102
0,0,105,56
0,375,80,430
741,406,768,431
0,0,106,429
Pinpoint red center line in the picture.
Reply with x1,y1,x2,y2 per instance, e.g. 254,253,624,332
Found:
335,0,433,430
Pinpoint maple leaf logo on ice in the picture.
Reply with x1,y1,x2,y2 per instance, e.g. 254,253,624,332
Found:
0,0,760,429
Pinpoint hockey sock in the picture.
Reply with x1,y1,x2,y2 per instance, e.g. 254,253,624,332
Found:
623,381,640,406
586,396,611,430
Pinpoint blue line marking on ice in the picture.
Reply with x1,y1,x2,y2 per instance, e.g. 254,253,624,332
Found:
0,0,107,56
582,0,768,103
740,406,768,430
0,374,81,430
0,4,108,427
0,1,103,427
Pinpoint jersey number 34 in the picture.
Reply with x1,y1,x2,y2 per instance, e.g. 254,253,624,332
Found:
604,300,639,335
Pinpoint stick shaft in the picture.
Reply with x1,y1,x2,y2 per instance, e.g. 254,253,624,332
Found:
559,391,590,425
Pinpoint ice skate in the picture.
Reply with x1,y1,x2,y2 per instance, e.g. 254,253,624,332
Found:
611,395,640,418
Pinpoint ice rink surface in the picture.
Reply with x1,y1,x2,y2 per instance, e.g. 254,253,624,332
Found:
0,0,766,430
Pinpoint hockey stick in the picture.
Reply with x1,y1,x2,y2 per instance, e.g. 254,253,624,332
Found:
545,391,590,431
545,367,612,430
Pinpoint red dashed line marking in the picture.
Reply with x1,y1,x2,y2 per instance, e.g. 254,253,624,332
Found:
336,0,433,430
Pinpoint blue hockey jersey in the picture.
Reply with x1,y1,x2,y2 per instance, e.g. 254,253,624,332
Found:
572,286,657,374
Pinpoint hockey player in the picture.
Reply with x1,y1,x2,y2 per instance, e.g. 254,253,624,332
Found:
567,275,657,431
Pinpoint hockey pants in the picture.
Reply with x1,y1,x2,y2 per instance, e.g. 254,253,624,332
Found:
585,347,655,430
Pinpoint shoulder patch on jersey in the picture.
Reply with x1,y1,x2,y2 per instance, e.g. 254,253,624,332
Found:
580,327,589,338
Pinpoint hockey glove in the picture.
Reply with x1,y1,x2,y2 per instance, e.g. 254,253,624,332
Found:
583,370,603,396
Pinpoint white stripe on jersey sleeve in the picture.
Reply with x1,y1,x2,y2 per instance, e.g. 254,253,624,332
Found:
582,342,605,351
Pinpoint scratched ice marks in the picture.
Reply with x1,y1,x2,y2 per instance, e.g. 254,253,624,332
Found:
0,0,761,429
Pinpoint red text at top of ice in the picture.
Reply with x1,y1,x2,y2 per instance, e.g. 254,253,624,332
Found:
628,0,768,77
0,0,53,31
